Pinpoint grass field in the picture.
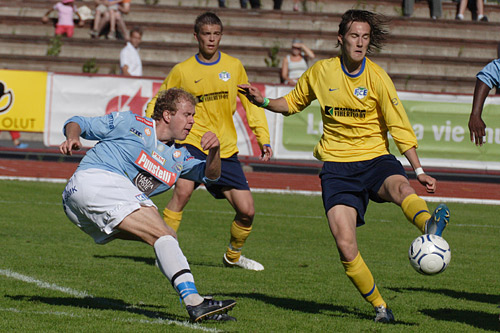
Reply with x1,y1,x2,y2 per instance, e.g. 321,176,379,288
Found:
0,179,499,332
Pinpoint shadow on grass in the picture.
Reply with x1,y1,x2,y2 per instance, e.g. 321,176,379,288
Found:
388,287,499,331
6,294,184,322
225,292,415,325
420,308,499,332
388,287,499,305
93,255,222,268
93,254,156,266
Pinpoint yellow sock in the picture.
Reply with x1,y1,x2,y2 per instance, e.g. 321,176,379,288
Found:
342,252,385,308
401,194,431,233
162,208,183,232
225,221,252,263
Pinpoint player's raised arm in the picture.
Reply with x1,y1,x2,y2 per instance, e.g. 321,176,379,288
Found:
238,84,290,114
60,122,83,156
200,131,221,180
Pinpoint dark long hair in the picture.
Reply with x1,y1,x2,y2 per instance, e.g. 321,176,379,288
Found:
336,9,389,54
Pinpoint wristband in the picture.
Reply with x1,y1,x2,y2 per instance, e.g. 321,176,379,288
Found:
263,144,271,148
259,97,270,108
414,167,425,176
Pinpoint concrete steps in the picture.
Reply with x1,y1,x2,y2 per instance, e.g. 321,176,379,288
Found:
1,0,499,93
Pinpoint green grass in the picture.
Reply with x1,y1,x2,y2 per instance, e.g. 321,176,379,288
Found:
0,179,499,332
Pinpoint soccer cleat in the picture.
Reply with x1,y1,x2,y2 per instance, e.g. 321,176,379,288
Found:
186,298,236,323
425,203,450,237
374,305,395,323
206,313,237,321
223,254,264,271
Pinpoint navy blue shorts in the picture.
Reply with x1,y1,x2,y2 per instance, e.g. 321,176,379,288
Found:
320,154,407,226
185,144,250,199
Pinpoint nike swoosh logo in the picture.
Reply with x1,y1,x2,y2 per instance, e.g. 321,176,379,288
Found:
329,88,338,91
195,79,203,83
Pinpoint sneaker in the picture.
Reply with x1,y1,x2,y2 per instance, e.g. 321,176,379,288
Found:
455,14,464,20
90,30,98,38
480,15,488,22
425,203,450,237
374,305,395,323
223,254,264,271
186,298,236,323
15,143,29,149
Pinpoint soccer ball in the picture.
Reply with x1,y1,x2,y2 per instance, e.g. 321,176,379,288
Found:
408,234,451,275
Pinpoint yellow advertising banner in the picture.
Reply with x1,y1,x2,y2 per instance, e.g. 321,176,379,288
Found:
0,69,47,132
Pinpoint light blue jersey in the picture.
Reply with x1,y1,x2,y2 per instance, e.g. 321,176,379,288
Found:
65,111,214,197
477,59,500,89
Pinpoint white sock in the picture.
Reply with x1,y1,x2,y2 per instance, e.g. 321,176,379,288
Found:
478,14,484,20
153,235,204,306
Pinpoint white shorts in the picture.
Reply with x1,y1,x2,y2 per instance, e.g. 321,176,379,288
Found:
62,168,156,244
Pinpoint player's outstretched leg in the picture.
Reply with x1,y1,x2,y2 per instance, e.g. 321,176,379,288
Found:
425,203,450,236
374,305,395,323
186,298,236,322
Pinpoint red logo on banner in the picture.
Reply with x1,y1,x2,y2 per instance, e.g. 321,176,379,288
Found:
105,83,164,116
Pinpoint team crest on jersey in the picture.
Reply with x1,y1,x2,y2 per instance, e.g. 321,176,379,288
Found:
174,163,183,172
144,128,151,136
354,87,368,99
152,151,166,165
173,150,182,158
392,98,399,106
219,71,231,82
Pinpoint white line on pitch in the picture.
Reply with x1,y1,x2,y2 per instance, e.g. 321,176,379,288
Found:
0,269,221,332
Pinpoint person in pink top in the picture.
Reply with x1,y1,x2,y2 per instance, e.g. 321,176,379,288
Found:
42,0,84,37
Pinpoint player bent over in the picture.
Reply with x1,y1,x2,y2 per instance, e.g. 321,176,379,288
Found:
59,88,236,322
238,9,450,323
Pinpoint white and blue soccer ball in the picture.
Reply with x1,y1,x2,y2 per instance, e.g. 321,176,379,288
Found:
408,234,451,275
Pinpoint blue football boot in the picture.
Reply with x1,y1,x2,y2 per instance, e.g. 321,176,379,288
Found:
425,203,450,236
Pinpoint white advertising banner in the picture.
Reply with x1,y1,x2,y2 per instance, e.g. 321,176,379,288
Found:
43,73,500,170
44,73,269,157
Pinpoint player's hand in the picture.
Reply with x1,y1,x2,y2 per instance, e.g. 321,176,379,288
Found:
417,173,436,193
59,138,82,156
238,84,264,106
200,131,220,151
468,114,486,146
260,145,273,161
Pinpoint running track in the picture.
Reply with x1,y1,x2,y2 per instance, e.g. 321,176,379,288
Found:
0,158,499,202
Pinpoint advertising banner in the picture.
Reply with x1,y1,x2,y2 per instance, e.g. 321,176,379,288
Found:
263,87,500,170
42,73,500,170
0,69,47,132
44,73,265,157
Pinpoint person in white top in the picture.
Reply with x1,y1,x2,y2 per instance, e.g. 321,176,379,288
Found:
120,26,143,76
280,38,315,85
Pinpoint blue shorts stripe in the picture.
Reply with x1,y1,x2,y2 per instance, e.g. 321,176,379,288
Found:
413,209,429,224
362,283,376,298
176,281,198,299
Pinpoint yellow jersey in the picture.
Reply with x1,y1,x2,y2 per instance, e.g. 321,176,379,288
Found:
146,51,270,158
284,56,418,162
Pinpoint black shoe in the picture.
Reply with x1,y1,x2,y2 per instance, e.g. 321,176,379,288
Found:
480,16,488,22
206,313,237,321
186,298,236,322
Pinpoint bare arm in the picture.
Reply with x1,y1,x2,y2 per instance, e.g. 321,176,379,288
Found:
468,79,491,146
403,147,436,193
238,84,290,114
122,64,132,76
297,43,315,60
281,56,290,83
59,122,83,156
200,131,221,180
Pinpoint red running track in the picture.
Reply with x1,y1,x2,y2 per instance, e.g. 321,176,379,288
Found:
0,159,499,201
